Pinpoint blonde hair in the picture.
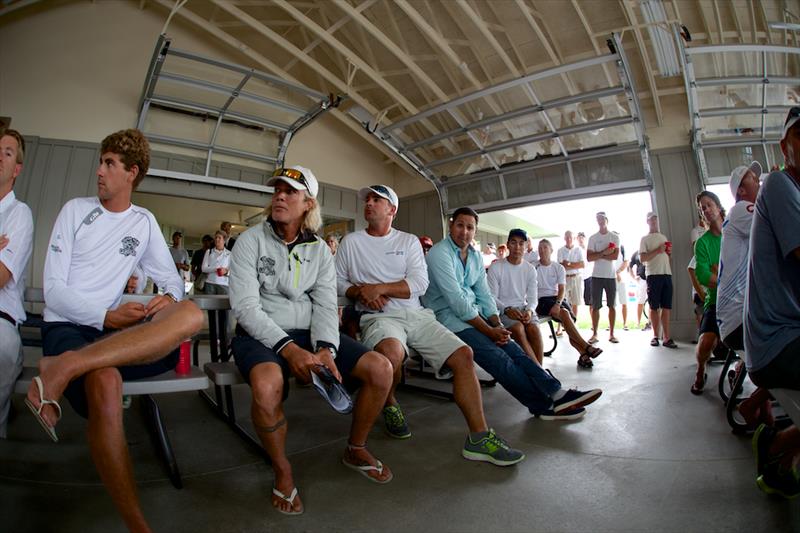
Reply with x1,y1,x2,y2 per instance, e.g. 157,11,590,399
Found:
265,193,322,233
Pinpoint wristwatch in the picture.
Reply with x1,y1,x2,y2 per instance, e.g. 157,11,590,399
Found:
328,346,337,358
165,293,179,303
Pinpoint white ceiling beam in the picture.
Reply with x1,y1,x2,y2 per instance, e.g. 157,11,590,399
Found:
569,0,616,88
620,0,664,126
282,3,356,76
758,0,774,44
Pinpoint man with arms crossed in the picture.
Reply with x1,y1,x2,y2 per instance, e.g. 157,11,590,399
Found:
557,230,585,322
639,212,677,348
0,129,33,438
26,129,203,533
587,212,620,344
337,185,524,465
426,207,601,421
487,228,543,364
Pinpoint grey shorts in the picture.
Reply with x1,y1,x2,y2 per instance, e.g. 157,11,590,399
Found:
591,277,616,309
360,308,466,379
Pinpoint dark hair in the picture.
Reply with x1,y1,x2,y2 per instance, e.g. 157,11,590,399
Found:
202,234,213,242
450,206,479,224
539,238,552,248
100,129,150,190
507,228,527,242
696,190,726,220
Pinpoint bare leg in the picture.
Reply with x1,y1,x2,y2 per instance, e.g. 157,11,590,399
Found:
444,346,487,434
30,301,203,426
694,332,717,386
85,368,151,533
343,352,393,482
590,307,600,338
524,323,543,364
661,309,672,340
373,338,405,407
249,363,301,514
558,310,591,354
770,426,800,470
620,304,627,328
636,304,643,327
650,307,662,339
608,307,617,338
508,322,535,361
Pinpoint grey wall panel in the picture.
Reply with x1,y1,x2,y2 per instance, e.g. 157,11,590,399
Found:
394,191,446,241
323,188,342,211
341,190,357,214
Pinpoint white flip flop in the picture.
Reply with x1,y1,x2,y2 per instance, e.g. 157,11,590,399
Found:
342,456,393,484
24,376,62,443
272,486,303,516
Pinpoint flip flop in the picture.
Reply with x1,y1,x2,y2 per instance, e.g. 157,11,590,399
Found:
272,486,304,516
24,376,62,443
609,337,620,344
342,456,393,484
587,336,599,345
690,373,707,395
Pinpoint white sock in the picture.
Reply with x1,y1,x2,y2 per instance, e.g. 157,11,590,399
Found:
552,389,567,401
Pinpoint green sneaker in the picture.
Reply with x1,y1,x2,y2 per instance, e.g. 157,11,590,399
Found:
383,405,411,439
462,429,525,466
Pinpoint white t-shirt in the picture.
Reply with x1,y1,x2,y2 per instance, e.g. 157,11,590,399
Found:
43,197,184,330
536,261,566,298
202,247,232,286
0,191,34,324
524,249,539,266
690,224,706,246
587,230,620,278
486,258,537,312
639,232,671,276
717,200,754,339
579,245,592,280
482,252,496,269
335,228,428,313
557,245,584,276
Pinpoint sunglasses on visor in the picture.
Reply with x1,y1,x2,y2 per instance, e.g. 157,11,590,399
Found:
272,168,310,191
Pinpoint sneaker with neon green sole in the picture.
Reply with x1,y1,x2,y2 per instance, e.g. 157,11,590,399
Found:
462,429,525,466
383,404,411,439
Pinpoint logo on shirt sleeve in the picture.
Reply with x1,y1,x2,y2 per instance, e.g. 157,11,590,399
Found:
119,236,140,257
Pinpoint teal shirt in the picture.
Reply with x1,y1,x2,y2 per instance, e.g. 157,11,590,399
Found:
423,236,499,333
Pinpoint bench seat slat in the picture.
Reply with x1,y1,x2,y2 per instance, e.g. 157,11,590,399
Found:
13,366,208,396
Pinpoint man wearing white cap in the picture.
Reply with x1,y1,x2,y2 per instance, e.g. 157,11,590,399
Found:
717,161,761,352
747,108,800,499
587,211,620,344
336,185,525,466
639,212,677,348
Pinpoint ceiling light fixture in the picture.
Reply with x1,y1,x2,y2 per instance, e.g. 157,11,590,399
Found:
768,21,800,31
639,0,681,77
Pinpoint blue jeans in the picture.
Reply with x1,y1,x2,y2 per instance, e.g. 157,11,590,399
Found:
456,327,561,414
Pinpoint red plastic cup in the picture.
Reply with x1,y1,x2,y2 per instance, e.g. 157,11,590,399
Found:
665,241,672,254
608,242,616,249
175,340,191,375
216,267,224,277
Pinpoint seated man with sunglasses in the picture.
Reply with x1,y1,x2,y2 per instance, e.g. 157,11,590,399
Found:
228,166,395,516
336,184,525,466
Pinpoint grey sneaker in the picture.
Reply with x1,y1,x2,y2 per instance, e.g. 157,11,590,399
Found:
383,405,411,439
462,429,525,466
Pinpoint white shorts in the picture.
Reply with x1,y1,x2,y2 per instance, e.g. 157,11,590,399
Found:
637,278,648,304
360,308,466,379
616,278,628,307
565,275,582,308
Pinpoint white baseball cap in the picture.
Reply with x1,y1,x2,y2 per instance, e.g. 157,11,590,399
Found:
782,106,800,141
358,184,399,210
728,161,762,200
267,166,319,198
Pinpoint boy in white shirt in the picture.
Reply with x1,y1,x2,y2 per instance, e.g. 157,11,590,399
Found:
487,228,543,364
25,129,203,532
0,129,33,438
537,240,602,368
336,185,524,466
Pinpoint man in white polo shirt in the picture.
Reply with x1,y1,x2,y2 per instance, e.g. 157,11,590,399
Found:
639,212,677,348
336,185,524,466
557,230,585,320
587,212,620,344
26,129,203,531
537,239,602,368
0,129,33,438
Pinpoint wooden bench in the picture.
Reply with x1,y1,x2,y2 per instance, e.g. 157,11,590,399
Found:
18,288,211,489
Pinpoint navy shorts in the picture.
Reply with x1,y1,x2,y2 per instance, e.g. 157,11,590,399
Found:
535,297,575,324
42,322,179,418
583,278,592,306
231,327,369,398
646,274,673,310
591,277,616,309
698,305,719,336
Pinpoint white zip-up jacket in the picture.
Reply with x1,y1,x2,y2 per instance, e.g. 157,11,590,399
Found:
228,219,339,355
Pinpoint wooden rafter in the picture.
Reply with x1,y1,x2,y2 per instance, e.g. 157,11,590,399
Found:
569,0,616,87
620,0,664,125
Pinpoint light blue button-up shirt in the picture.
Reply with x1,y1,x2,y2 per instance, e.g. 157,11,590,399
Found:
423,236,499,333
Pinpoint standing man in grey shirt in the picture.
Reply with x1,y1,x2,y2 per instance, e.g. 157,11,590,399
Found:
169,231,190,279
747,107,800,499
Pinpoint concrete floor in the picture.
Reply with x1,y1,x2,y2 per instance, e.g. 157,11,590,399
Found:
2,326,799,532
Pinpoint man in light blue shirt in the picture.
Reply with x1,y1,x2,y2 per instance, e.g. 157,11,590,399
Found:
425,207,601,420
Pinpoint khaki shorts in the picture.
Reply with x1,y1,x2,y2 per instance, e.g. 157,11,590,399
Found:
360,308,466,379
565,275,582,308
